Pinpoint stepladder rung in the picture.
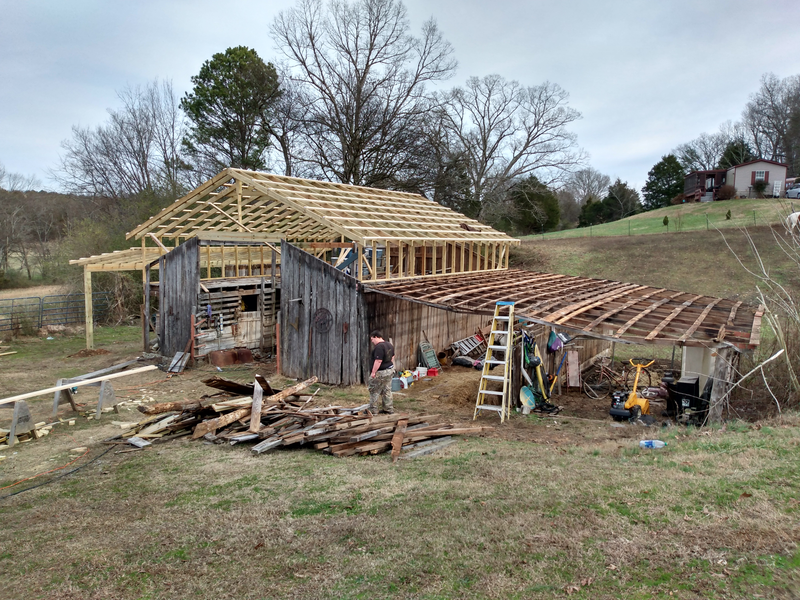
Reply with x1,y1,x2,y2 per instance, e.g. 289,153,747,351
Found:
475,405,503,413
478,390,504,396
481,375,506,381
486,359,506,365
488,345,508,350
494,316,510,321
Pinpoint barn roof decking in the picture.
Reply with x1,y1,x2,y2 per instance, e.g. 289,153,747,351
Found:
363,269,762,349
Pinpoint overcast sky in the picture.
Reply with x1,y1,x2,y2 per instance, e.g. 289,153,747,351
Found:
1,0,797,193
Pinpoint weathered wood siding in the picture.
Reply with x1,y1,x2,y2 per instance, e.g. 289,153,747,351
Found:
364,292,489,372
158,237,199,356
280,242,365,386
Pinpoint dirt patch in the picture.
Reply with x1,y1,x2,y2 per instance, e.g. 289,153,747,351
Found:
67,348,112,358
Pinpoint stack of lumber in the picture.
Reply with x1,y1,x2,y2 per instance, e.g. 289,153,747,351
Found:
113,376,491,459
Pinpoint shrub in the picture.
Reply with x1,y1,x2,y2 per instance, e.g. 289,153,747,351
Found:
726,209,732,220
753,180,768,198
662,216,669,227
670,193,685,205
717,184,736,200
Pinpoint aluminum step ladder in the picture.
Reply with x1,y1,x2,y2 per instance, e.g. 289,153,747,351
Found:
474,301,514,422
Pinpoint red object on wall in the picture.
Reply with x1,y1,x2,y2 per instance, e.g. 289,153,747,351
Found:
765,171,770,183
751,171,756,184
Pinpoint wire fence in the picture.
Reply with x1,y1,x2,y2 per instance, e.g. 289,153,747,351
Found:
526,203,798,241
0,293,112,333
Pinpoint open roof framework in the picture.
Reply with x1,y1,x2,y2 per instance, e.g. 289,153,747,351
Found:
364,269,763,350
73,169,519,282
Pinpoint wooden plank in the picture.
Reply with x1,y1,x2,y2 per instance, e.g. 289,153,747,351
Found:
749,305,765,346
249,379,264,433
613,292,683,337
391,418,408,463
0,365,158,406
644,295,701,341
677,299,723,342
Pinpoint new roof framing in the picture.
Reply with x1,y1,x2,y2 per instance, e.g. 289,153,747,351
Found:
126,168,519,246
363,269,763,350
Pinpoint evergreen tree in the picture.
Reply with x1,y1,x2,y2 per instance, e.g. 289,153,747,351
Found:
642,154,684,210
181,46,281,175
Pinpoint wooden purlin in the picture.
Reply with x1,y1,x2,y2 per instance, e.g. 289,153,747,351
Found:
127,170,234,239
363,269,761,348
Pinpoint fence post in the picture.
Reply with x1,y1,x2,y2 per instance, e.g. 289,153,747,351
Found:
628,221,631,236
706,214,709,231
753,210,756,226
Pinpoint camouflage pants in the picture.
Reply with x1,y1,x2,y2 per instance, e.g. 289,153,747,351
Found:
368,368,394,413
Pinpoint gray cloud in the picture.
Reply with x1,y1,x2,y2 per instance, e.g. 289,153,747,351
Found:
1,0,796,191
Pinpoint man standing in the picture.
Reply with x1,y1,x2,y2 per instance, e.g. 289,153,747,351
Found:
368,331,395,414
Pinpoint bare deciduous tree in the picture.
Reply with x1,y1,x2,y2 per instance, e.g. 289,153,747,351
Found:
54,80,187,199
564,167,610,205
441,75,584,219
673,131,728,172
743,72,800,175
271,0,457,187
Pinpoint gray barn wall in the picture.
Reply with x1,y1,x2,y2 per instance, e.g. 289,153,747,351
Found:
158,236,200,356
280,242,366,386
364,292,489,372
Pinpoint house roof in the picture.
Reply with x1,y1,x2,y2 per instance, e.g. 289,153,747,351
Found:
728,159,788,169
126,169,519,246
363,269,762,349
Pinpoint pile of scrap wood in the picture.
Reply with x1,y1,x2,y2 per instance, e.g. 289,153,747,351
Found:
111,376,492,460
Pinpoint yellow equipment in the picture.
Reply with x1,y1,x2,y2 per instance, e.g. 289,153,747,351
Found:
624,359,655,419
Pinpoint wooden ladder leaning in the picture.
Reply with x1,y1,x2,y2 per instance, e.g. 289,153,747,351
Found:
474,301,515,423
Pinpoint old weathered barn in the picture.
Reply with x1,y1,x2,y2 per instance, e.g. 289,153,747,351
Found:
72,169,763,411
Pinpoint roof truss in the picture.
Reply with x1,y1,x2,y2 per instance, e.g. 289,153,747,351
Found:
126,169,519,246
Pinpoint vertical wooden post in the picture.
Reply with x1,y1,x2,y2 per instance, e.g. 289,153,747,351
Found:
385,239,391,280
220,245,225,278
460,242,465,273
468,242,474,272
371,242,377,281
206,245,211,279
432,243,437,275
144,263,151,352
236,179,243,229
84,267,94,350
398,242,404,278
271,248,277,355
708,347,735,424
450,242,455,274
505,243,510,269
422,244,427,275
357,243,364,281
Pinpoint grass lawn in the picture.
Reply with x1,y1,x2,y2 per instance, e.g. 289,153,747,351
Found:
512,225,800,303
1,413,799,599
0,329,799,599
525,198,796,241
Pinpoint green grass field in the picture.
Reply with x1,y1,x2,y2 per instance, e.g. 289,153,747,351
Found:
525,198,797,241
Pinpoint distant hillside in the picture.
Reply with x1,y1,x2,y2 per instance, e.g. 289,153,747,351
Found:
512,225,798,303
526,197,797,241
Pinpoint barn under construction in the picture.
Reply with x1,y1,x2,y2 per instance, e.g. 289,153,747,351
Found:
71,169,763,410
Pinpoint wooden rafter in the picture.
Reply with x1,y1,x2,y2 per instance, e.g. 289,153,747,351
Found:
124,168,518,247
364,269,761,348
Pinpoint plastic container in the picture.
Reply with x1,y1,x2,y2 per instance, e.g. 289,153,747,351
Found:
415,366,428,377
391,378,403,392
428,367,439,376
639,440,667,449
